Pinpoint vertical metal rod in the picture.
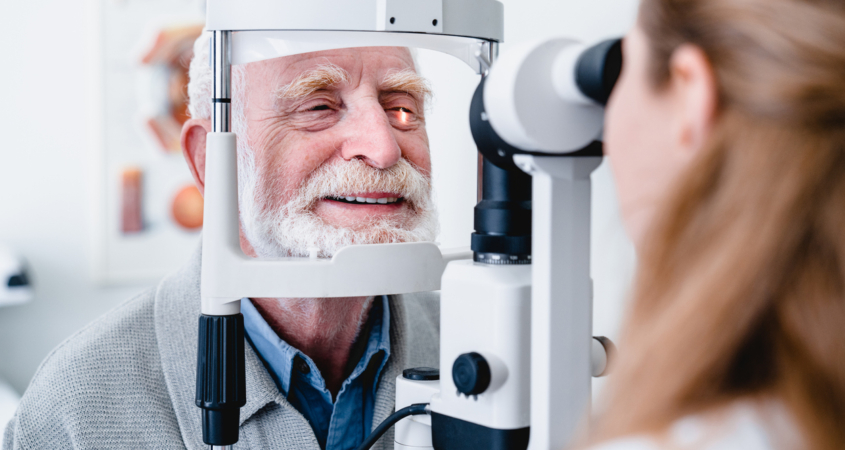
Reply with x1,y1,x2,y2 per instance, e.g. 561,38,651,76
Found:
204,29,240,450
212,30,232,133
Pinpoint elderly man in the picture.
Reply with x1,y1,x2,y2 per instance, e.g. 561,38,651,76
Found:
2,35,441,450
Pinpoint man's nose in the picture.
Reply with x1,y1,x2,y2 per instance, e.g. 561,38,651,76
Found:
338,101,401,169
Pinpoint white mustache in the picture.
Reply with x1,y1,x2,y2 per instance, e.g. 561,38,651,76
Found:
242,156,440,258
290,157,432,213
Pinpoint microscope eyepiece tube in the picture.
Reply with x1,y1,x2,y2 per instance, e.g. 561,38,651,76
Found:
481,37,622,154
470,158,533,264
468,77,533,264
573,39,623,106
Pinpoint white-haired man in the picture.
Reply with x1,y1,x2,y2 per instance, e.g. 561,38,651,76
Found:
3,36,441,450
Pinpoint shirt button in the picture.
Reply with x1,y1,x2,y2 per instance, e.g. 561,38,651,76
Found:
295,357,311,375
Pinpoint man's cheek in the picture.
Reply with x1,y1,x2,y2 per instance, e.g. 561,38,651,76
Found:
398,135,432,174
275,143,326,181
256,164,302,211
284,134,340,171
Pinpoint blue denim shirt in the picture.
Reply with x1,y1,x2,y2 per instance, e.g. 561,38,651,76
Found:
241,297,391,450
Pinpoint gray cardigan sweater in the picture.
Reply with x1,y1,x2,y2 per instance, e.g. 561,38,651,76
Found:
2,246,440,449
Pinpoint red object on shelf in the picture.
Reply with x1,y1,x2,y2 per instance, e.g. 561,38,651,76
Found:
171,185,204,230
121,168,144,234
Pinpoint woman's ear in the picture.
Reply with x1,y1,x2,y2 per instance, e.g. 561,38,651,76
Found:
181,118,212,196
668,44,719,157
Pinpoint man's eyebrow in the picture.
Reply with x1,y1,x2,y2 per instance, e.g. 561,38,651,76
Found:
380,69,432,102
274,63,350,100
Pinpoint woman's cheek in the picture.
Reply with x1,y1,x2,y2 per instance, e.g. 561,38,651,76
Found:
604,82,650,216
604,87,631,165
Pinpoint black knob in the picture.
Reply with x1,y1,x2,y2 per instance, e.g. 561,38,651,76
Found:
196,314,247,446
403,367,440,381
452,352,491,396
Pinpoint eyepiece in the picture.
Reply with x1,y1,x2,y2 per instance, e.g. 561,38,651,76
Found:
575,38,623,106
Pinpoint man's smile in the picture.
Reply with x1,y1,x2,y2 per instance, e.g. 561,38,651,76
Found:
317,192,407,223
325,193,403,205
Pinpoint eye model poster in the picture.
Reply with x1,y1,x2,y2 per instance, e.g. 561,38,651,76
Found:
93,0,206,284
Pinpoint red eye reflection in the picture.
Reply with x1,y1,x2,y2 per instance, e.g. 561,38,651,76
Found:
387,107,415,128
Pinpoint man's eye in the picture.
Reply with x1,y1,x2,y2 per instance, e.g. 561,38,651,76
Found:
387,107,417,127
309,104,331,111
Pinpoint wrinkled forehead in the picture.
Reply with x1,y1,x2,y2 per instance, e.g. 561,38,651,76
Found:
245,46,416,88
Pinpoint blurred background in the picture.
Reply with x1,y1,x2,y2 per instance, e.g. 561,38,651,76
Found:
0,0,638,429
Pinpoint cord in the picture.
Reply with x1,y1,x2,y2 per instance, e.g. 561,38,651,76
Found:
355,403,430,450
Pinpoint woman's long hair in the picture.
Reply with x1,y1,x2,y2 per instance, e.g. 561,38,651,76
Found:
592,1,845,448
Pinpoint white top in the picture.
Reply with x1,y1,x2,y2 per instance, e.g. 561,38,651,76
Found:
589,401,802,450
205,0,504,42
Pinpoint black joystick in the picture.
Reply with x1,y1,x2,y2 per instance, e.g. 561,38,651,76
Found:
452,352,491,396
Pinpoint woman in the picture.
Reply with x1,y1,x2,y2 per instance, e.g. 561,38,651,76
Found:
589,0,845,448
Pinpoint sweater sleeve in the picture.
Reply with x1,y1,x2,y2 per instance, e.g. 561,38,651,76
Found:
2,414,14,449
2,289,185,450
2,394,75,450
3,414,15,449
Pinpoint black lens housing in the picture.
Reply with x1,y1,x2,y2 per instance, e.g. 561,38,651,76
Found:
575,38,623,106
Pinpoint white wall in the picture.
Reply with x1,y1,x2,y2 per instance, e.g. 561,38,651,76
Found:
0,0,148,394
0,0,638,396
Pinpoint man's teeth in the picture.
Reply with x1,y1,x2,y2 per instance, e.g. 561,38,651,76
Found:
334,196,400,204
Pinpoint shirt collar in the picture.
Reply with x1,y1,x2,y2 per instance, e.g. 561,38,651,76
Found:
241,296,392,398
346,296,391,395
241,298,301,394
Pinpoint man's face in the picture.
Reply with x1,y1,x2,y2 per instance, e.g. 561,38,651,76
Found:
238,47,438,257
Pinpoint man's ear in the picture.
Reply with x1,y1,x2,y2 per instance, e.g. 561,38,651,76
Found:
181,118,212,196
668,44,719,157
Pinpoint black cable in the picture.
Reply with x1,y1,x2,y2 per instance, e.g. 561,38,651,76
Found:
355,403,430,450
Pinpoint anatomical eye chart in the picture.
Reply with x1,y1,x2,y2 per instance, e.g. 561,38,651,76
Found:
93,0,206,284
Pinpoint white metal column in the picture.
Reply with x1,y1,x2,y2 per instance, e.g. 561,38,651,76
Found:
516,155,601,450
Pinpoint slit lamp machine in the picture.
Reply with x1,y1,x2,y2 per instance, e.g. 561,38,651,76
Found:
195,1,623,449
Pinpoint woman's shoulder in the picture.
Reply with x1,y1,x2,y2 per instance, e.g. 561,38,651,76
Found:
587,400,801,450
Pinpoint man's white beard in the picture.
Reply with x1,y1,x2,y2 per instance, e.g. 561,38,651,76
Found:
240,156,440,259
